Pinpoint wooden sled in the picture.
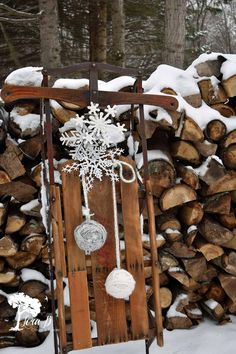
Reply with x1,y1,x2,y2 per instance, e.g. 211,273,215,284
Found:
1,62,178,354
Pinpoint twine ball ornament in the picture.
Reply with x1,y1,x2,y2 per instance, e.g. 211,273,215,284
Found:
74,219,107,255
105,268,136,299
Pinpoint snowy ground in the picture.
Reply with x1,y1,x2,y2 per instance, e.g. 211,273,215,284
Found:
1,316,235,354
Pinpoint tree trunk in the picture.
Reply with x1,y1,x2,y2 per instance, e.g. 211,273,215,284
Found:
39,0,62,68
97,0,107,64
163,0,186,68
89,0,107,65
111,0,125,67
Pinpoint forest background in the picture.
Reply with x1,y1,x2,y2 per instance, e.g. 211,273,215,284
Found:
0,0,236,84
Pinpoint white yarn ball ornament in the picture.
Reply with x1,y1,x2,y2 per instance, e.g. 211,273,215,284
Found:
74,220,107,255
105,268,136,299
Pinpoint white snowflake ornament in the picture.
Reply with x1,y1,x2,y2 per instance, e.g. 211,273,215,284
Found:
60,102,126,191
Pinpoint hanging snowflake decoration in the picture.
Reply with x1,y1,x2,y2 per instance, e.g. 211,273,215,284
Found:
60,102,126,191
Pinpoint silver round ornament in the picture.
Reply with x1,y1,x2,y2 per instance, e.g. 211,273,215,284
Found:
74,220,107,255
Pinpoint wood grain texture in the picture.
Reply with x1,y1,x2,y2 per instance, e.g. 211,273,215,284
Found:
50,185,67,353
61,163,92,349
120,157,149,340
88,176,128,345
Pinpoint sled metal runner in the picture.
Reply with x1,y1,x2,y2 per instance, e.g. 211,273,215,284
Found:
1,62,178,354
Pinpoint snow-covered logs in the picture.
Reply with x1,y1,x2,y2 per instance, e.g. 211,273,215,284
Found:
1,53,236,348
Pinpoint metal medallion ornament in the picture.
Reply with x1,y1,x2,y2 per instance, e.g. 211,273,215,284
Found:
74,220,107,255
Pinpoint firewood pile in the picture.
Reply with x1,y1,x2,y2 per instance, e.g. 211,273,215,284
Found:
1,52,236,348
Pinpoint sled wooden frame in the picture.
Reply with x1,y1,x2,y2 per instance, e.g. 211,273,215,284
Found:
1,62,178,354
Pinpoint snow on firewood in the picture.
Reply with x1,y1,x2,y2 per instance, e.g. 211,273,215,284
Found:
5,67,43,86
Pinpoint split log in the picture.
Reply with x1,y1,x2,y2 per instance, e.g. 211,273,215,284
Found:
6,251,37,269
149,287,172,310
206,282,226,303
198,79,227,105
20,199,41,218
175,163,200,189
197,157,226,186
182,256,207,281
218,212,236,229
219,273,236,302
16,323,41,347
164,228,182,242
51,100,76,124
219,252,236,276
221,129,236,148
159,251,179,271
199,216,234,245
30,163,42,187
21,234,46,255
0,170,11,184
180,117,204,142
205,119,226,142
184,303,203,321
0,181,37,203
0,269,17,284
194,59,223,77
0,140,25,180
221,144,236,169
157,213,181,231
203,192,231,215
0,296,17,317
19,280,48,297
211,103,235,117
222,229,236,250
222,75,236,97
168,267,190,288
206,172,236,195
165,241,196,259
196,240,224,261
0,204,7,226
201,299,225,321
170,140,201,165
160,184,196,211
0,236,18,256
139,130,176,195
140,157,175,196
19,219,45,236
178,201,203,225
18,134,42,160
5,212,26,234
185,226,198,247
194,140,218,158
165,294,192,330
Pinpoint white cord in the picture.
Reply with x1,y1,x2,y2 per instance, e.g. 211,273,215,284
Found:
82,174,92,220
111,160,136,270
112,166,121,269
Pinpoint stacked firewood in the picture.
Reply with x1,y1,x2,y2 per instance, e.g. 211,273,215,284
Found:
1,53,236,347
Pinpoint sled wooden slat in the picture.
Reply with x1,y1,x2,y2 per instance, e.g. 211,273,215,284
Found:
50,185,67,353
120,157,149,340
61,166,92,349
88,177,128,345
68,271,92,349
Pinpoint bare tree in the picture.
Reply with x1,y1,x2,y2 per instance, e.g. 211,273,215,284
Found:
163,0,186,68
38,0,62,68
111,0,125,67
